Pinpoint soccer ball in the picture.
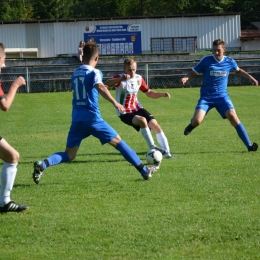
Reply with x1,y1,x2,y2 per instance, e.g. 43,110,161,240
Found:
146,149,163,165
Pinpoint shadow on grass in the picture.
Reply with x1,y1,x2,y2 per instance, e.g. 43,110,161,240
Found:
21,151,147,160
178,150,247,154
13,182,60,188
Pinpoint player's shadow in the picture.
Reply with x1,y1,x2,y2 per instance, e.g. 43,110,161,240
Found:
13,183,31,188
179,150,247,155
13,182,60,188
21,151,147,164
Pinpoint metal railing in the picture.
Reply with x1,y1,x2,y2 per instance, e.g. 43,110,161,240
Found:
1,60,260,93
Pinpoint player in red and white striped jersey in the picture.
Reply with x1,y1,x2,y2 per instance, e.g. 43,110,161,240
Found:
105,57,173,159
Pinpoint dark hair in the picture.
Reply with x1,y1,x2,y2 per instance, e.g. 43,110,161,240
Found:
83,40,99,61
0,43,5,50
213,39,225,47
79,41,84,47
0,43,5,56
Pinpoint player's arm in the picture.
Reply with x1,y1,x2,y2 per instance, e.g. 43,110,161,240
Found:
95,83,124,113
139,77,170,99
236,68,258,86
179,70,197,85
145,89,170,99
104,74,130,87
0,76,25,112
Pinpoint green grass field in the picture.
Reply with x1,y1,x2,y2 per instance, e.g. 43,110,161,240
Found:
1,87,260,260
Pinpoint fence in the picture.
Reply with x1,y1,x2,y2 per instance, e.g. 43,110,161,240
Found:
1,59,260,93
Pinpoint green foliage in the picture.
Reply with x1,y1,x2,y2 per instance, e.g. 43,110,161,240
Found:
32,0,73,19
0,0,259,30
188,0,235,13
0,87,260,259
0,0,33,20
229,0,260,29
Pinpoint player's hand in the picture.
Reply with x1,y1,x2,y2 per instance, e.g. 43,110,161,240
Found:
163,92,170,99
179,77,188,85
122,74,131,80
250,77,258,86
115,102,125,114
14,76,26,87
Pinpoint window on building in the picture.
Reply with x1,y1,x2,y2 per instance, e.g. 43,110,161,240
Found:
151,37,197,53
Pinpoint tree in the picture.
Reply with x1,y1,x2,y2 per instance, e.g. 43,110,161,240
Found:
229,0,260,29
0,0,33,21
181,0,235,14
0,0,259,31
31,0,73,20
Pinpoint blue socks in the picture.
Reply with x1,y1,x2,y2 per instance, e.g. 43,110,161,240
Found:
235,123,251,148
42,152,70,169
115,140,147,174
41,141,147,175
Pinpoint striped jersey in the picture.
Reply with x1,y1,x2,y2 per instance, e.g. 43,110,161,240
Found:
113,73,149,116
0,78,5,98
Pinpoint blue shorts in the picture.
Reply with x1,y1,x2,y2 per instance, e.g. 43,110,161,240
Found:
66,120,118,148
195,95,235,119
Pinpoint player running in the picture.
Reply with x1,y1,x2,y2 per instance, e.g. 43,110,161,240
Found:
104,57,173,159
32,40,158,184
179,39,258,152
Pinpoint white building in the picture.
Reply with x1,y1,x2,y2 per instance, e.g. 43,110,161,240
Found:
0,13,241,58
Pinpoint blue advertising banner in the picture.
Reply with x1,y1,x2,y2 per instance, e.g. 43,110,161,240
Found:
84,24,142,55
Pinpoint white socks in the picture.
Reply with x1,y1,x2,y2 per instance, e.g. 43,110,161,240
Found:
140,127,171,154
140,127,154,148
0,162,18,205
156,132,170,153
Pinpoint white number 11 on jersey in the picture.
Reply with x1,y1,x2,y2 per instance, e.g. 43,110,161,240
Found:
74,77,86,100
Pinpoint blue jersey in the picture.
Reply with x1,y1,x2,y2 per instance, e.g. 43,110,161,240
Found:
71,65,103,122
193,55,239,98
